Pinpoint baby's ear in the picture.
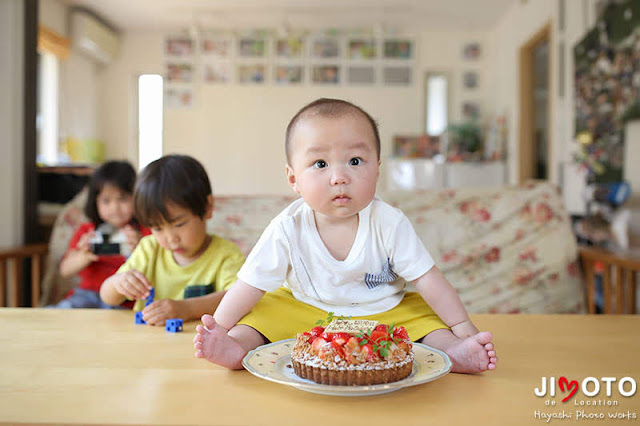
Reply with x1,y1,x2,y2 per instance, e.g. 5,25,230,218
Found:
285,164,299,193
204,194,214,219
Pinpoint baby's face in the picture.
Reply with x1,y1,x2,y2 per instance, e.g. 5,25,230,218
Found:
286,113,380,220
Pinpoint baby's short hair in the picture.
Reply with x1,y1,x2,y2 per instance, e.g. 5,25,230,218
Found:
134,154,212,228
285,98,381,164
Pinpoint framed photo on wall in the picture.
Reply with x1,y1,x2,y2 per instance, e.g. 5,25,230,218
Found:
201,35,232,58
384,39,413,59
463,71,479,89
165,86,193,108
203,63,230,83
238,38,267,58
274,65,303,84
347,66,375,84
311,38,340,59
383,66,411,85
237,64,266,83
463,42,481,61
275,37,304,59
347,39,377,60
312,65,340,84
462,102,480,119
166,62,193,83
165,35,193,57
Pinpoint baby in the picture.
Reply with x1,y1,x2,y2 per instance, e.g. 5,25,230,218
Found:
194,98,497,373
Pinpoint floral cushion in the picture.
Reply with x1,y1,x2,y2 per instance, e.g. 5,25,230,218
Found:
43,181,585,313
209,181,585,314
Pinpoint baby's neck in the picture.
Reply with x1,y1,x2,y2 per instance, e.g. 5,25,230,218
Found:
313,212,359,261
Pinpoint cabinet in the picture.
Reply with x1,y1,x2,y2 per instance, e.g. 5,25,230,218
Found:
385,158,506,191
36,166,93,241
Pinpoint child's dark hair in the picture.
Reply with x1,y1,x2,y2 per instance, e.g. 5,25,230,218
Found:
285,98,381,164
85,161,137,227
134,154,212,228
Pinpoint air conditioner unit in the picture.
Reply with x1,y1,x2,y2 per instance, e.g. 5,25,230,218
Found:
71,9,119,65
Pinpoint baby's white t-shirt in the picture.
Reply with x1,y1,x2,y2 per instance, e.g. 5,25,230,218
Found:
237,197,435,316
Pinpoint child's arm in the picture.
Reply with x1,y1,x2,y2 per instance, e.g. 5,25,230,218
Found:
141,292,226,325
100,270,152,306
142,280,264,326
59,232,98,278
411,266,479,338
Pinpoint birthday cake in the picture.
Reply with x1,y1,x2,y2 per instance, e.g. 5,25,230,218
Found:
291,319,414,386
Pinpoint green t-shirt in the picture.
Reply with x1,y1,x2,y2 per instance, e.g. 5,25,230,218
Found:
117,234,245,311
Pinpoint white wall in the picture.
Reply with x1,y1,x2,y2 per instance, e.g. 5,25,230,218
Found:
97,30,491,195
487,0,599,213
0,0,24,247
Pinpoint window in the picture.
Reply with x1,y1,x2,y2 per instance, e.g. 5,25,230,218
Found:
137,74,163,170
37,51,59,165
425,73,448,136
36,26,70,165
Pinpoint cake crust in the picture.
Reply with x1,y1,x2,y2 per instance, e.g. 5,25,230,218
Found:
291,323,414,386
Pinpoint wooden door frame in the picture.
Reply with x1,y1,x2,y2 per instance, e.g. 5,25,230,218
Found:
519,21,552,183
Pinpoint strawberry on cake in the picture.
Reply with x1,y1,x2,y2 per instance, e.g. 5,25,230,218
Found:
291,320,414,386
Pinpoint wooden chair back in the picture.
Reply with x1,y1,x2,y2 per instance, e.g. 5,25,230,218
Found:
0,243,48,307
579,246,639,314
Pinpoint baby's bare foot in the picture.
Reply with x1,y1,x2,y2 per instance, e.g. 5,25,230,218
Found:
193,314,247,370
445,331,498,374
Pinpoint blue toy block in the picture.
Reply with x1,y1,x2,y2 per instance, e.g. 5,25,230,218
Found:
134,311,146,324
147,288,155,302
165,318,183,333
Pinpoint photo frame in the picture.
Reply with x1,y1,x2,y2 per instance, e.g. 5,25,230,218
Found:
462,102,480,119
348,39,376,59
384,40,413,59
312,65,340,84
166,63,193,83
165,86,193,109
201,36,231,58
165,35,193,57
274,65,303,84
462,42,481,61
347,66,375,84
463,71,478,89
383,66,411,85
237,64,266,83
238,38,266,58
392,134,441,158
203,63,230,83
275,37,304,59
311,38,340,59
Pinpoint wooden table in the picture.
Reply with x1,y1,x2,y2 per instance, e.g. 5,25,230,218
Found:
1,309,639,425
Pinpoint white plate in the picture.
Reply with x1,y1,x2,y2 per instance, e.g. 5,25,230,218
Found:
242,339,452,396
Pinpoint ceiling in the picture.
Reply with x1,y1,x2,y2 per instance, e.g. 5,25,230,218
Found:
64,0,518,33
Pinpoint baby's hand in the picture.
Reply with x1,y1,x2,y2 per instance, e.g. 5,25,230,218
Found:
112,270,151,300
142,299,185,326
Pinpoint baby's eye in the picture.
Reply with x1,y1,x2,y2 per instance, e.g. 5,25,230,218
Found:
349,157,362,166
313,160,327,169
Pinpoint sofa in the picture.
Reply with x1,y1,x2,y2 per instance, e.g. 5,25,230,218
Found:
39,180,586,314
